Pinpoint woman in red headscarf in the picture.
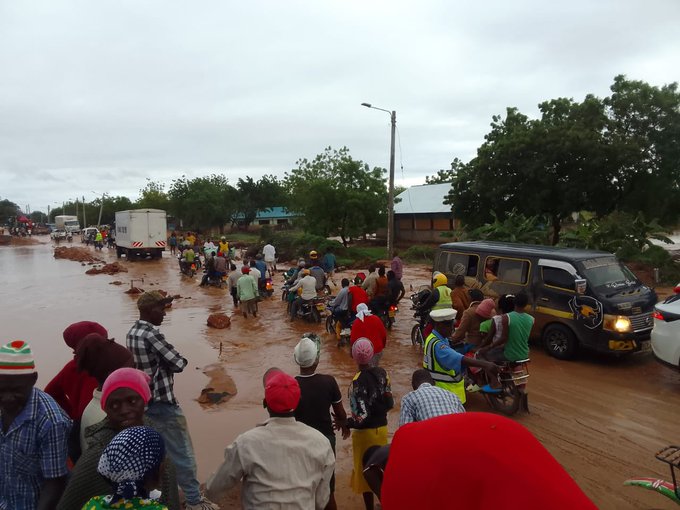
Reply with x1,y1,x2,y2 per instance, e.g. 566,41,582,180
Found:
44,321,109,461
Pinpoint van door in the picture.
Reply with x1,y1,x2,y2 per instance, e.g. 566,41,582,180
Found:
534,259,579,335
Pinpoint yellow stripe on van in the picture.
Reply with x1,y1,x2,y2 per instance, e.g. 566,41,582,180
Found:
535,306,573,319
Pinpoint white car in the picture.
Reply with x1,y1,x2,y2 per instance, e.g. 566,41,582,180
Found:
651,293,680,369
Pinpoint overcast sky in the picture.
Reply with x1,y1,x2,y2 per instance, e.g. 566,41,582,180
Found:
1,0,679,213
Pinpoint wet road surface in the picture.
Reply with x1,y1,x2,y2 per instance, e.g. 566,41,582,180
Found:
2,239,680,509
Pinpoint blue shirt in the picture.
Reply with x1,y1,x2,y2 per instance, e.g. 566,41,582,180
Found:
431,331,464,374
0,388,72,510
255,260,267,281
322,253,336,272
399,383,465,427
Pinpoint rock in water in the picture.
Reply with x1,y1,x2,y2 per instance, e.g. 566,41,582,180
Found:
207,313,231,329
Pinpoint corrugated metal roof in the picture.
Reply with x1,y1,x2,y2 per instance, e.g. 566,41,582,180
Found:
394,183,452,214
234,207,298,220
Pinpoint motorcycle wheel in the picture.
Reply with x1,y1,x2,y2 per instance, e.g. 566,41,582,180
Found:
311,307,321,323
486,382,522,416
410,324,423,346
325,315,335,334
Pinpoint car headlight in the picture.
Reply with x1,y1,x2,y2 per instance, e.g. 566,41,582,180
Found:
603,314,631,333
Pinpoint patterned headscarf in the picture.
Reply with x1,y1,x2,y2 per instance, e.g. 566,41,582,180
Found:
97,426,165,502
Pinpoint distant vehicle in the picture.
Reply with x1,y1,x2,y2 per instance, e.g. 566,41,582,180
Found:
50,229,72,241
81,227,100,243
115,209,167,260
54,215,80,234
45,223,56,233
652,291,680,370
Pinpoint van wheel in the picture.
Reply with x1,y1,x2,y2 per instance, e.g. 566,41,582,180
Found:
543,324,578,360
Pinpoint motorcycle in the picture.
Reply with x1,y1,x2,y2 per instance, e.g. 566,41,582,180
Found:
624,445,680,505
326,309,353,346
263,277,274,297
457,345,530,416
290,296,327,323
179,257,196,277
201,271,227,288
410,289,432,346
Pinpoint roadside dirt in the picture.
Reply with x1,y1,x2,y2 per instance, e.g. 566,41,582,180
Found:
3,241,679,509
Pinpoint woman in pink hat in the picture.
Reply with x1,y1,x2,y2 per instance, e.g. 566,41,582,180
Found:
57,368,180,510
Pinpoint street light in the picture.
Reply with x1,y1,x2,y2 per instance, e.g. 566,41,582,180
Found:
362,102,396,259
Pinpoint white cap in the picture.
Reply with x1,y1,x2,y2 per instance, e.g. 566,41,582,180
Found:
294,337,320,367
429,309,457,322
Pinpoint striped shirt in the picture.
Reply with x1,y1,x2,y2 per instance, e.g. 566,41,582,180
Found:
0,388,71,510
126,320,188,405
399,383,465,427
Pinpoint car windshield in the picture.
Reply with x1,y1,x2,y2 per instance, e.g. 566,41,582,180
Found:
65,221,79,227
578,257,639,290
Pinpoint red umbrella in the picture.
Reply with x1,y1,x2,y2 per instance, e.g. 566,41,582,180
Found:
17,215,29,222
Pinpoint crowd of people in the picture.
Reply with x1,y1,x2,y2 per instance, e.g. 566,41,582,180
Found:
0,240,601,510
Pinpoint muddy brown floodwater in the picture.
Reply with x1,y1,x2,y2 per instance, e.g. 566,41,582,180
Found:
2,239,680,509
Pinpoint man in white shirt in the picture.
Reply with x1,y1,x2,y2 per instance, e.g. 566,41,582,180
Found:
262,242,276,275
289,269,318,321
206,371,334,510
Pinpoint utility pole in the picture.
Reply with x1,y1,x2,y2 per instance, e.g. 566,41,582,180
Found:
387,110,396,259
83,195,87,227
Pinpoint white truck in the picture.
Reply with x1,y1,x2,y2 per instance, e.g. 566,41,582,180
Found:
54,215,81,234
114,209,167,260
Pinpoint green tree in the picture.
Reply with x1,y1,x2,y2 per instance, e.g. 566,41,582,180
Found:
425,158,466,184
168,174,237,231
285,147,387,246
235,175,288,228
135,180,171,211
0,199,20,224
450,96,611,244
604,75,680,223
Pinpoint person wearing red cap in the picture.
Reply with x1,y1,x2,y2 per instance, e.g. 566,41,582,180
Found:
44,321,108,462
57,368,180,510
380,413,597,510
207,371,335,510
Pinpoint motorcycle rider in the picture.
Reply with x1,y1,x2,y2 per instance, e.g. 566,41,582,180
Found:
309,259,327,292
369,266,391,315
180,246,196,274
386,270,405,306
289,269,318,322
423,309,498,404
419,273,453,339
200,252,217,286
328,278,352,337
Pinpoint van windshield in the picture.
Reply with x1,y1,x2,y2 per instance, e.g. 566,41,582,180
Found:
65,221,79,227
578,257,639,291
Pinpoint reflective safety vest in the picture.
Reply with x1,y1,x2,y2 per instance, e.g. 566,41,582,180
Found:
423,331,466,404
432,286,452,310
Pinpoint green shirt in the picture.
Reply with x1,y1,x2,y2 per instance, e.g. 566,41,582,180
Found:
183,249,195,262
236,274,258,301
504,311,534,361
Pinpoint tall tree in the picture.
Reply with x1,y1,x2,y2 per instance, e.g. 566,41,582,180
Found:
604,75,680,223
235,175,287,228
425,158,466,184
168,174,237,231
136,180,171,211
285,147,387,246
0,199,20,224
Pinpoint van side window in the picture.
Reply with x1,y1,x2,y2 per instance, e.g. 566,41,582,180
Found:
490,258,530,285
542,267,574,290
440,252,479,277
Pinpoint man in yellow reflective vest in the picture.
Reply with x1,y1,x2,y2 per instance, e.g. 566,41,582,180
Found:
423,309,498,404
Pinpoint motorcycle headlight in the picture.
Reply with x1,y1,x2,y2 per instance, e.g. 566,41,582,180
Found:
603,314,631,333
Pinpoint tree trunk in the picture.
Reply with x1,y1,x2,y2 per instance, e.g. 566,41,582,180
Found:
551,214,561,245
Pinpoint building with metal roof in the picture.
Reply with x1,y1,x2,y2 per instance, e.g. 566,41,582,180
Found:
393,183,457,242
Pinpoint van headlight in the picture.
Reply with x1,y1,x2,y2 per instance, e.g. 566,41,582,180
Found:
603,314,631,333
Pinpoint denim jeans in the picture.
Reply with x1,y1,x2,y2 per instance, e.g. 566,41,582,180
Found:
146,401,202,504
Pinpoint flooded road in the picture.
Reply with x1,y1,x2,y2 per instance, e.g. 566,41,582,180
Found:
2,238,680,509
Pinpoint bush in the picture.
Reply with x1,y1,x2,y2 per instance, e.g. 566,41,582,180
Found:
403,245,436,262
